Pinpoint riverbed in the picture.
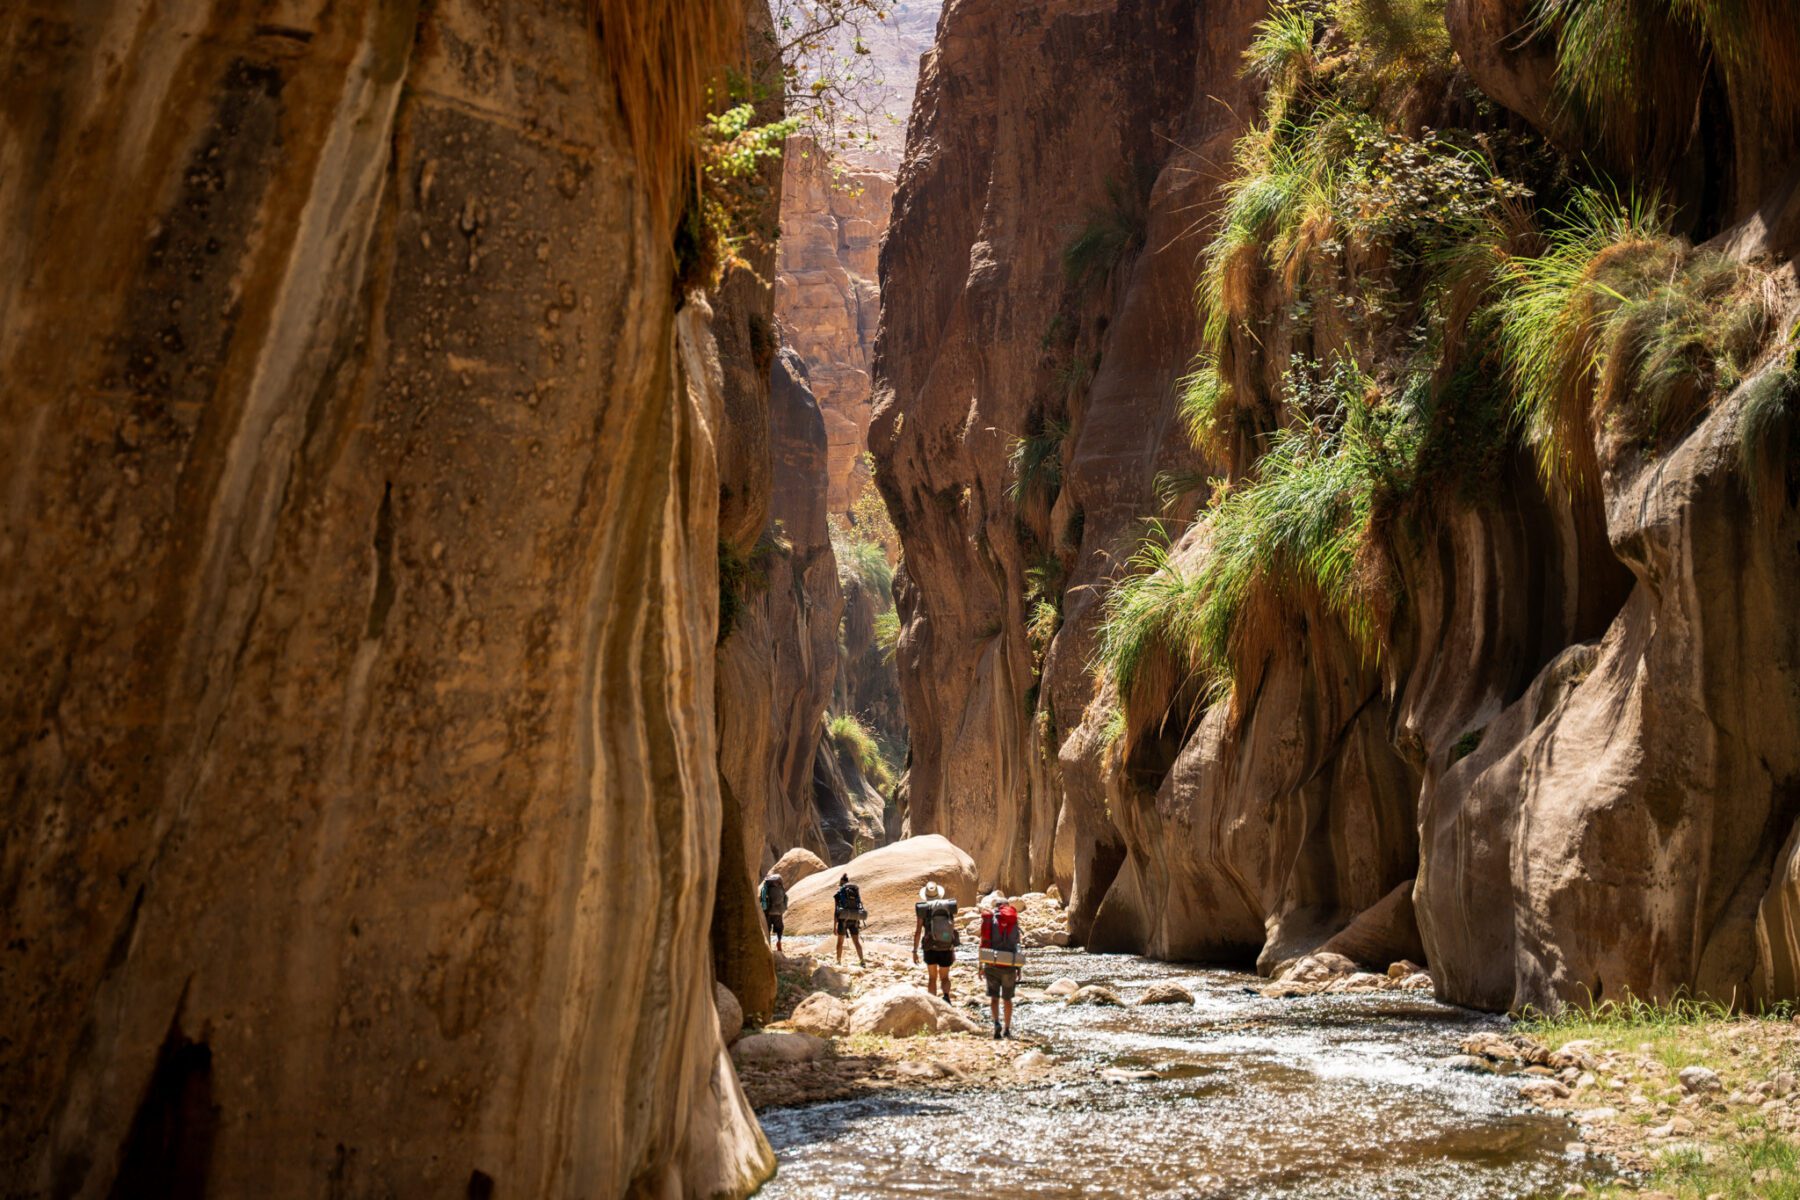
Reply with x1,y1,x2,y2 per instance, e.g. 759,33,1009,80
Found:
754,946,1609,1198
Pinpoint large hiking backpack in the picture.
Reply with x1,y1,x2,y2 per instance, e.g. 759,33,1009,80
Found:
760,876,787,916
834,883,865,922
918,898,959,950
981,902,1023,969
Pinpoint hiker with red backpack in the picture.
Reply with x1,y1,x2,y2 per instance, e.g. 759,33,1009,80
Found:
912,881,959,1002
979,891,1024,1039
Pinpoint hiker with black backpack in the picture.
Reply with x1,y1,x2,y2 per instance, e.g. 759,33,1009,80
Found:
758,870,787,952
978,891,1023,1039
833,874,867,966
912,881,959,1003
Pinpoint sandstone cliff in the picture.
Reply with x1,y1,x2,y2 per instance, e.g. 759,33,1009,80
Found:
874,0,1800,1011
0,1,771,1194
871,0,1250,893
776,139,897,516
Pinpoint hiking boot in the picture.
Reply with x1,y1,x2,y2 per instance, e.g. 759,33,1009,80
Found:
993,1023,1002,1041
1003,1028,1013,1039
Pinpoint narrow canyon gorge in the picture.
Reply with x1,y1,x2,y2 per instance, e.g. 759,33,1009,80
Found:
3,0,1798,1197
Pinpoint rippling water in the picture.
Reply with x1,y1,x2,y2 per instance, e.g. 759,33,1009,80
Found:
755,946,1607,1198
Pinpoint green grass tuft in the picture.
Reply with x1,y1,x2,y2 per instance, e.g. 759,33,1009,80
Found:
1007,418,1070,506
1491,188,1772,488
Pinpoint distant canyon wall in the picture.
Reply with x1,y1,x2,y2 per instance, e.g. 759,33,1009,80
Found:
0,1,771,1195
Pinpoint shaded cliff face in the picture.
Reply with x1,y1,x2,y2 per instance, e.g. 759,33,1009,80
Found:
717,349,845,879
0,2,769,1195
876,0,1800,1013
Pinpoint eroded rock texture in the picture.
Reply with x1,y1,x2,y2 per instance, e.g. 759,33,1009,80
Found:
776,139,896,515
872,0,1260,895
876,0,1800,1012
717,348,845,881
0,1,771,1194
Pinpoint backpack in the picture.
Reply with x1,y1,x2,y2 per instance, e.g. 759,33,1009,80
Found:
991,903,1020,952
980,903,1024,969
834,883,865,922
917,898,959,950
760,876,787,916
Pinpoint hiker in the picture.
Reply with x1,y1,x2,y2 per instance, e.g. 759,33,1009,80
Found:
912,881,959,1002
757,870,787,952
979,890,1023,1040
833,874,867,966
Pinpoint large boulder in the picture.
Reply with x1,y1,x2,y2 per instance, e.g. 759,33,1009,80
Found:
730,1031,830,1066
784,835,979,935
846,984,977,1036
716,983,745,1046
774,847,830,889
788,992,851,1038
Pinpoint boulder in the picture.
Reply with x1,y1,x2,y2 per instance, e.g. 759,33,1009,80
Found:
1136,983,1195,1006
1015,1049,1056,1073
1277,952,1358,984
730,1031,829,1066
1066,985,1124,1006
1045,978,1080,997
848,984,956,1036
1387,960,1426,980
783,835,979,936
715,983,744,1046
788,992,850,1037
811,964,853,993
773,847,830,889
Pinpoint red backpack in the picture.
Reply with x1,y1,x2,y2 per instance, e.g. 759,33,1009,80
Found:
991,903,1020,952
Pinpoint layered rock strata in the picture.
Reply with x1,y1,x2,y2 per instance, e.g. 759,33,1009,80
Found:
0,1,771,1194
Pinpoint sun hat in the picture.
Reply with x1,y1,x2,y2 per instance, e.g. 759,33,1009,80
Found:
919,881,944,901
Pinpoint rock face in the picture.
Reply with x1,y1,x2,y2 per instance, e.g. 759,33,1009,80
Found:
777,141,897,515
871,0,1255,896
872,0,1800,1015
716,348,845,875
0,2,770,1196
783,834,979,935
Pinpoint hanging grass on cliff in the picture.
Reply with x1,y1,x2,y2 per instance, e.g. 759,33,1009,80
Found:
1100,359,1411,709
1493,188,1774,488
1006,418,1070,507
825,711,895,791
1538,0,1800,179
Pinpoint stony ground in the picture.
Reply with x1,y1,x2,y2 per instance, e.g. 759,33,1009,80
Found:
1467,1011,1800,1199
735,892,1079,1109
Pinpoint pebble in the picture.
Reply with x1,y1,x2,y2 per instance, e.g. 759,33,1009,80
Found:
1679,1065,1722,1094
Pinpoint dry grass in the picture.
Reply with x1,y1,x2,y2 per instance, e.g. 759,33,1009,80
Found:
592,0,745,239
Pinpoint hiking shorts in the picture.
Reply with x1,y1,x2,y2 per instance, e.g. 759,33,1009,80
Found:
922,947,955,968
766,914,784,936
984,966,1020,999
836,919,861,937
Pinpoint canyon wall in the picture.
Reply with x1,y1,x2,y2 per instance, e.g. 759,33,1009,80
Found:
0,1,771,1195
871,0,1260,893
776,141,895,517
874,0,1800,1010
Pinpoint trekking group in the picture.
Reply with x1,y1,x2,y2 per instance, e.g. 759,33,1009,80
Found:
757,870,1026,1040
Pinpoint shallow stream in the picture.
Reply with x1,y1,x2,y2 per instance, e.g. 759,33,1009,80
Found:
755,946,1609,1198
